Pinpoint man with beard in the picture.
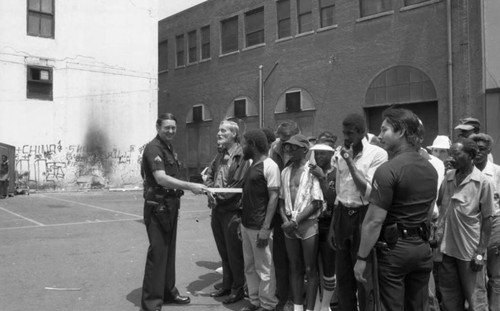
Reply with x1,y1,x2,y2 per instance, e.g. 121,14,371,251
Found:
435,138,494,311
354,108,438,311
239,129,280,311
140,113,208,311
470,133,500,311
205,120,249,304
329,113,387,311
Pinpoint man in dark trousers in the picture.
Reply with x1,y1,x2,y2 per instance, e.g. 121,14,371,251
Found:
0,155,9,199
205,120,249,304
140,113,207,311
354,108,438,311
330,113,387,311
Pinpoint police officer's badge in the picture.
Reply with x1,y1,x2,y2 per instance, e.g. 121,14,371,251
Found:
154,156,162,162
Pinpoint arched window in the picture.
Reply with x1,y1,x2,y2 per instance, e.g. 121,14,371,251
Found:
274,87,316,114
225,96,258,119
186,104,213,123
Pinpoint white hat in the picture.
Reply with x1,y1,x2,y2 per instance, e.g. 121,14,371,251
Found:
427,135,451,150
310,144,335,152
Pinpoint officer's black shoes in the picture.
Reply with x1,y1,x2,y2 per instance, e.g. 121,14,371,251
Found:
210,288,231,297
164,295,190,304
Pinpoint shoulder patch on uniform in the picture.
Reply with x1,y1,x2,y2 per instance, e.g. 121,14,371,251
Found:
154,156,162,163
373,180,379,191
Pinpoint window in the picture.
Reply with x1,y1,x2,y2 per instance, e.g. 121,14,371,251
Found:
221,16,239,54
404,0,428,5
188,30,197,63
27,0,54,38
176,34,185,67
201,26,210,60
320,0,336,28
158,40,168,71
277,0,291,38
192,105,203,122
234,99,247,118
360,0,392,17
286,91,301,112
297,0,313,34
27,66,53,100
245,7,264,47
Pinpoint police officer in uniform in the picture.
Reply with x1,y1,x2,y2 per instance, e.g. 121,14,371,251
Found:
141,113,207,311
354,108,438,311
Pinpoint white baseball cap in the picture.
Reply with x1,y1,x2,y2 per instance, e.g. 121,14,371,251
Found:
427,135,451,150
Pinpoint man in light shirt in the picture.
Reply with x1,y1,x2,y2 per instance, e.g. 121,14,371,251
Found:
328,113,387,311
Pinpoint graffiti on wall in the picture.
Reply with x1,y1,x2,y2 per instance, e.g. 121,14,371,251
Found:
15,141,145,190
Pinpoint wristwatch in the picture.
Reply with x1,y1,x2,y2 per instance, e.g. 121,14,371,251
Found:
474,254,483,261
357,253,369,261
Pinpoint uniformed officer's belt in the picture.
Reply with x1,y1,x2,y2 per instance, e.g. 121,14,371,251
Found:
151,187,184,198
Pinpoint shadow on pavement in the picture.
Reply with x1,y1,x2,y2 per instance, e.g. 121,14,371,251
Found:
126,287,141,308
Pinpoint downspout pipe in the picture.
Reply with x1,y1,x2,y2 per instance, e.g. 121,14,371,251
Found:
259,65,263,128
447,0,454,136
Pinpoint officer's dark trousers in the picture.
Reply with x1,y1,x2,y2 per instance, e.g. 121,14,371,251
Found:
141,198,180,311
211,208,245,295
273,214,291,306
334,204,370,311
377,238,433,311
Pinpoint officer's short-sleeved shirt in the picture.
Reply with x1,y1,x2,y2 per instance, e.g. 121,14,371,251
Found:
141,135,180,188
370,151,438,226
242,158,280,230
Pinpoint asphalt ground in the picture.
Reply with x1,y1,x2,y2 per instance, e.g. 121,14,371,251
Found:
0,191,250,311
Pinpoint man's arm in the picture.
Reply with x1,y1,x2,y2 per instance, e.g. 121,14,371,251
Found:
354,203,387,283
257,189,279,248
153,170,206,194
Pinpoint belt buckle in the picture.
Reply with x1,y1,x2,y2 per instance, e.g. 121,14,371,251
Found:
347,209,356,216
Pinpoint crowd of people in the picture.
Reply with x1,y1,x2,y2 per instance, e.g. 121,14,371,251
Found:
139,109,499,311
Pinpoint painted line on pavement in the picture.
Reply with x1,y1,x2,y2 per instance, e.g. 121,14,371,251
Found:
0,206,45,226
39,194,143,218
0,217,142,231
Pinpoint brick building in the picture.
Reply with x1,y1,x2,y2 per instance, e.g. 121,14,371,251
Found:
159,0,500,177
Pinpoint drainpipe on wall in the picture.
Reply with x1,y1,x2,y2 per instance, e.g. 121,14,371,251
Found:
447,0,454,136
259,65,263,128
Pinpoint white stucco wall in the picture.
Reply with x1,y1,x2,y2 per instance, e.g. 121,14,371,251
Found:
0,0,158,189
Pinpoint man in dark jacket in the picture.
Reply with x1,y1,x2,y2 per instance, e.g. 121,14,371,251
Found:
205,120,250,304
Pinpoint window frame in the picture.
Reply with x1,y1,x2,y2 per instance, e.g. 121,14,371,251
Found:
220,15,239,55
276,0,292,39
188,30,197,64
245,7,265,47
27,65,53,101
200,25,211,60
359,0,392,17
175,34,185,67
158,40,168,72
297,0,313,34
319,0,336,28
27,0,55,38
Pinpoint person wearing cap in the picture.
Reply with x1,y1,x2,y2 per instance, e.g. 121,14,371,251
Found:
269,120,300,311
455,117,481,139
329,113,387,311
470,133,500,311
428,135,451,163
278,134,324,311
308,132,338,311
436,138,494,311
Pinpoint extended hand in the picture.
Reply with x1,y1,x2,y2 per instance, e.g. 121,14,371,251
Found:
281,221,296,234
470,257,484,272
309,164,325,180
256,229,271,248
191,183,208,195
